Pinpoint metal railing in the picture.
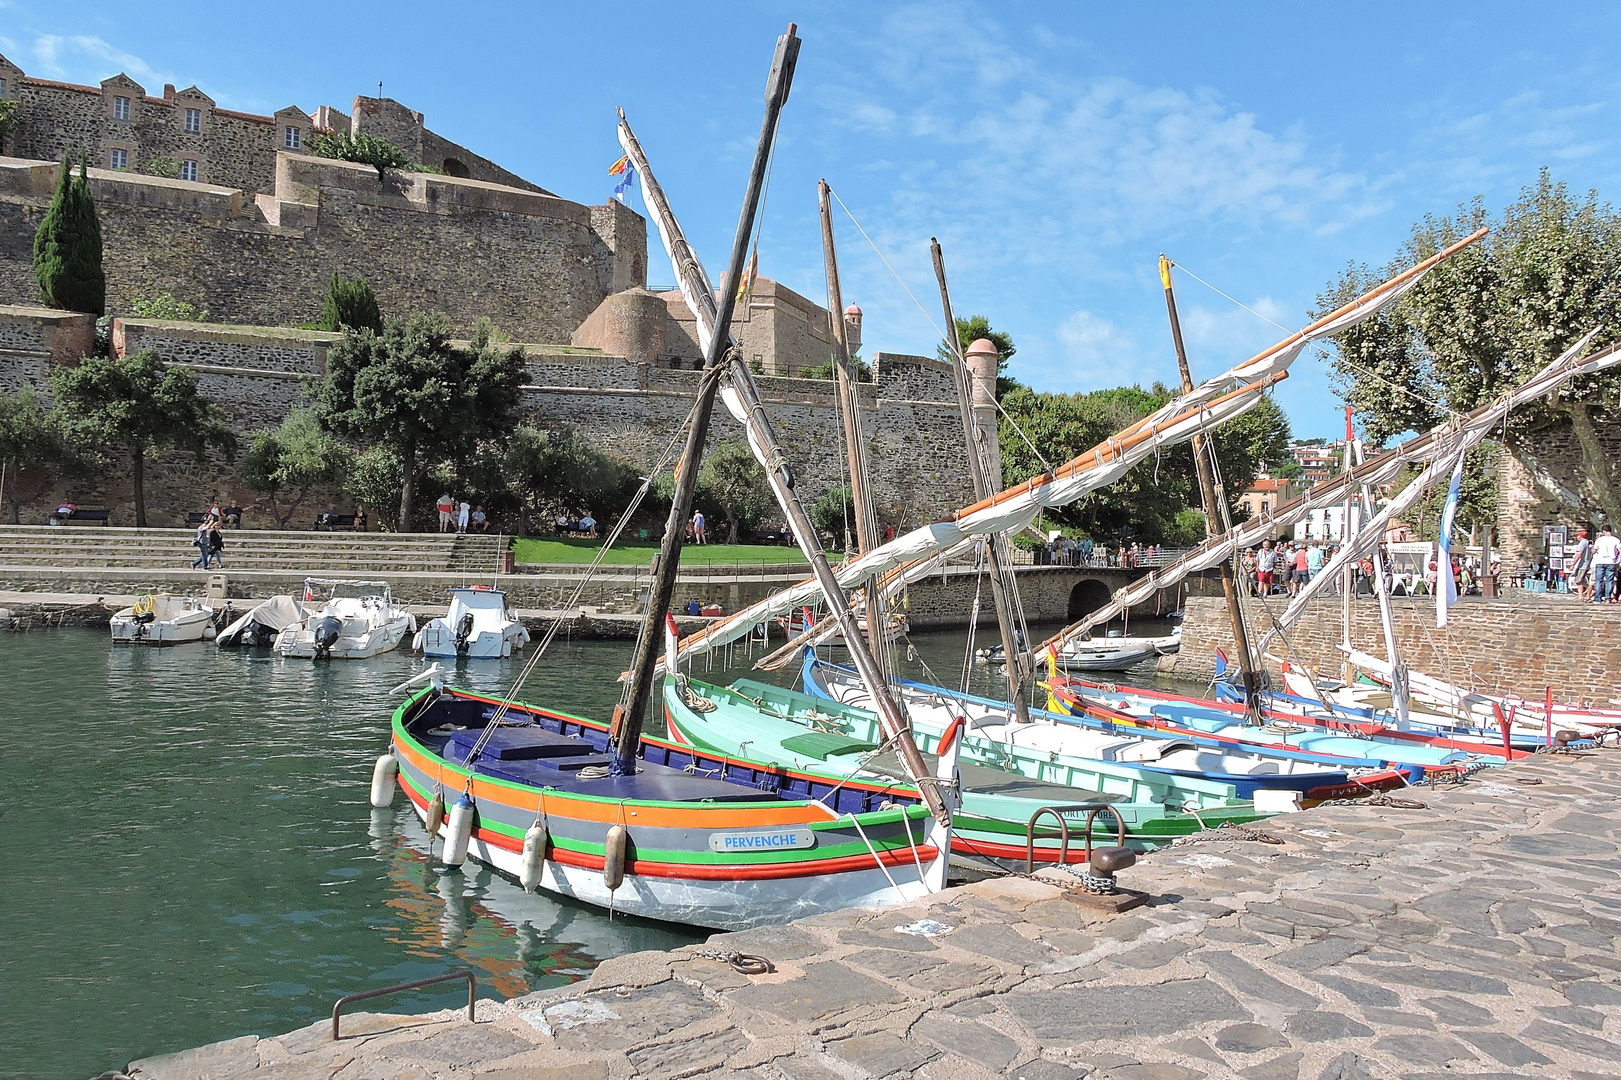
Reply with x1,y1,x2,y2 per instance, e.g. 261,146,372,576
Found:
331,970,476,1040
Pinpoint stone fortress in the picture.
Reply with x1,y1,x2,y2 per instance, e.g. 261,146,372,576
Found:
0,55,979,528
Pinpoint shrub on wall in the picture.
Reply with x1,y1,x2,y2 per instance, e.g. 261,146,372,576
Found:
139,156,182,180
310,130,411,183
0,99,21,157
318,273,384,336
33,157,106,316
128,293,210,322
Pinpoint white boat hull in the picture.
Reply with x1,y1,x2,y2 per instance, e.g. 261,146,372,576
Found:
109,599,214,644
277,618,412,659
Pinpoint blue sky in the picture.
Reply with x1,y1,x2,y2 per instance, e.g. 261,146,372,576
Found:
7,2,1621,438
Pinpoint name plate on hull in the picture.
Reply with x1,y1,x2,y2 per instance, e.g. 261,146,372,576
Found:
708,827,816,853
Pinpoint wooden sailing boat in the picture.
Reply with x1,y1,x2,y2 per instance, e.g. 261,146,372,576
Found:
372,26,958,931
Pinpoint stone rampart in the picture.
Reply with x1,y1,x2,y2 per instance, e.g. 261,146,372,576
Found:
1166,592,1621,704
0,152,645,343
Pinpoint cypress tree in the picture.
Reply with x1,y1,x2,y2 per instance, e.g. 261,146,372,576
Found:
319,271,384,335
33,156,105,315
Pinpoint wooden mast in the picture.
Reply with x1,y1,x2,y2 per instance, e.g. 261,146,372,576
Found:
1160,255,1262,720
931,240,1032,724
818,180,877,557
609,24,801,775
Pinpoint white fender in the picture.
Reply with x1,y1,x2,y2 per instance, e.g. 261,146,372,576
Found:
442,795,476,869
603,824,629,892
924,715,965,893
425,789,447,838
520,821,549,892
369,753,399,808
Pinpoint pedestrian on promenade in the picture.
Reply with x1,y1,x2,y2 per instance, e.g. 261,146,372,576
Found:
191,521,210,568
456,501,470,534
1570,528,1594,601
1256,541,1277,595
1593,526,1620,603
1306,542,1325,581
693,510,707,545
437,492,454,533
1240,548,1258,596
207,522,225,569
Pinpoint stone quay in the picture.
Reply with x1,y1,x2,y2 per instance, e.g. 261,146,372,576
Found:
126,751,1621,1080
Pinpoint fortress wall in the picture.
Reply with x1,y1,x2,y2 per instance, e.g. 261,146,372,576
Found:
0,153,646,343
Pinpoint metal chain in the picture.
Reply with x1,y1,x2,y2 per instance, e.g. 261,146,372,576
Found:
686,947,774,975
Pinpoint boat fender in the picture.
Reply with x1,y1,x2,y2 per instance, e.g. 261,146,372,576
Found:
425,789,447,837
520,821,549,893
603,824,629,892
369,753,399,808
442,795,476,869
203,624,217,640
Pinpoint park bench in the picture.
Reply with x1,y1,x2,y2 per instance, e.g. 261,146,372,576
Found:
55,507,111,525
314,512,358,531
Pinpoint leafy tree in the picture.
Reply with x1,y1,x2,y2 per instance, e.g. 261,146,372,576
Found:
128,292,209,322
138,155,182,180
310,130,411,183
800,353,871,382
997,383,1291,543
317,313,524,529
810,483,856,550
318,272,383,335
504,425,641,528
240,410,350,528
345,445,405,527
0,387,63,523
50,350,236,527
697,440,773,543
0,99,24,156
1321,170,1621,524
33,157,105,316
1388,444,1502,541
938,315,1019,396
1272,460,1304,480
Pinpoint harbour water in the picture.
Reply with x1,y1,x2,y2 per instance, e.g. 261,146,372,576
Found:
2,621,1177,1079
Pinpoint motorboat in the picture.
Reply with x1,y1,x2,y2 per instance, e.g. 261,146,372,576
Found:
216,595,312,648
109,594,216,644
276,579,415,659
979,628,1178,672
413,587,529,659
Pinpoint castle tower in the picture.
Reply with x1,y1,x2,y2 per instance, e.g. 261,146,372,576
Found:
965,337,1002,488
843,303,863,355
598,287,668,368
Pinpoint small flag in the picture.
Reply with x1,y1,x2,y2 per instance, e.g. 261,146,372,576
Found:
735,248,758,303
609,155,635,202
1436,451,1465,627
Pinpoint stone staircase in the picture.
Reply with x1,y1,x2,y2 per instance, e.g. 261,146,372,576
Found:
0,526,506,576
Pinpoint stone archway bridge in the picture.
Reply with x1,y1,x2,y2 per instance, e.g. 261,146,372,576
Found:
902,563,1203,629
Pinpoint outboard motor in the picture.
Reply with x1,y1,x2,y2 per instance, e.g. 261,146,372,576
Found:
454,612,476,656
312,615,342,658
246,621,274,649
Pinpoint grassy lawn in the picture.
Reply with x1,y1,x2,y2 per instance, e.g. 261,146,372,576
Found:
512,537,812,566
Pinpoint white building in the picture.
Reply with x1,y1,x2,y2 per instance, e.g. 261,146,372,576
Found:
1294,505,1352,542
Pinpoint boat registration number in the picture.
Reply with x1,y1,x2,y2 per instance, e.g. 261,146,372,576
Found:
708,827,816,853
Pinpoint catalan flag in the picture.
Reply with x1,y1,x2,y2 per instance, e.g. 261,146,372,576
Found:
609,154,636,202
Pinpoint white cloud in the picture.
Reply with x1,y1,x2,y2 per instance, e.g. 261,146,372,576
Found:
25,33,173,91
1042,309,1142,390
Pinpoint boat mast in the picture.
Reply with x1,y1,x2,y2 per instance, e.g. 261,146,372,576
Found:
620,114,950,828
1160,256,1261,720
609,24,801,776
931,241,1033,724
818,180,878,559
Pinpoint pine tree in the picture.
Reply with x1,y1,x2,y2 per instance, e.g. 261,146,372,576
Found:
319,272,384,335
33,157,105,315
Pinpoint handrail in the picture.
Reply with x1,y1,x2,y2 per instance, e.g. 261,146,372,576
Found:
332,970,476,1040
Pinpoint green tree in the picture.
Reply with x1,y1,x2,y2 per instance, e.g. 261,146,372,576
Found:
697,440,773,543
0,99,22,156
318,272,383,335
997,383,1291,543
1389,444,1502,541
50,350,236,527
345,445,404,528
504,426,641,527
240,409,350,528
138,155,182,180
938,315,1019,396
317,313,524,529
33,157,105,316
1321,170,1621,523
128,292,209,322
0,387,62,523
810,483,856,550
310,130,411,183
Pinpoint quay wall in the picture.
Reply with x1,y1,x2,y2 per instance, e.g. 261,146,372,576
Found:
1166,592,1621,705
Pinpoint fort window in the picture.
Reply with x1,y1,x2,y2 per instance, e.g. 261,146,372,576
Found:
113,96,131,120
284,126,301,149
185,108,202,133
181,159,198,182
110,148,128,169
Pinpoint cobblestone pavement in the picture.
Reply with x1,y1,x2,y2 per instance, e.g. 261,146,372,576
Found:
128,753,1621,1080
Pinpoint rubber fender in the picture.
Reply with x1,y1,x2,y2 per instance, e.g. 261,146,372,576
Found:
520,821,549,893
425,789,446,837
369,753,398,808
442,795,476,869
603,824,629,892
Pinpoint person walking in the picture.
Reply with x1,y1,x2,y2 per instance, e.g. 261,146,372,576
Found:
456,500,471,535
692,510,707,545
207,521,226,569
190,521,210,568
437,492,454,533
1570,528,1594,601
1593,525,1620,603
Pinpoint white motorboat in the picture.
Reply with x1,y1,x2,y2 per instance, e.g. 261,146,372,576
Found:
979,628,1178,673
275,579,415,660
109,594,216,644
412,586,529,659
216,595,312,648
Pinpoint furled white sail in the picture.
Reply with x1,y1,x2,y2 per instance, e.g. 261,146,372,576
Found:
649,218,1485,667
